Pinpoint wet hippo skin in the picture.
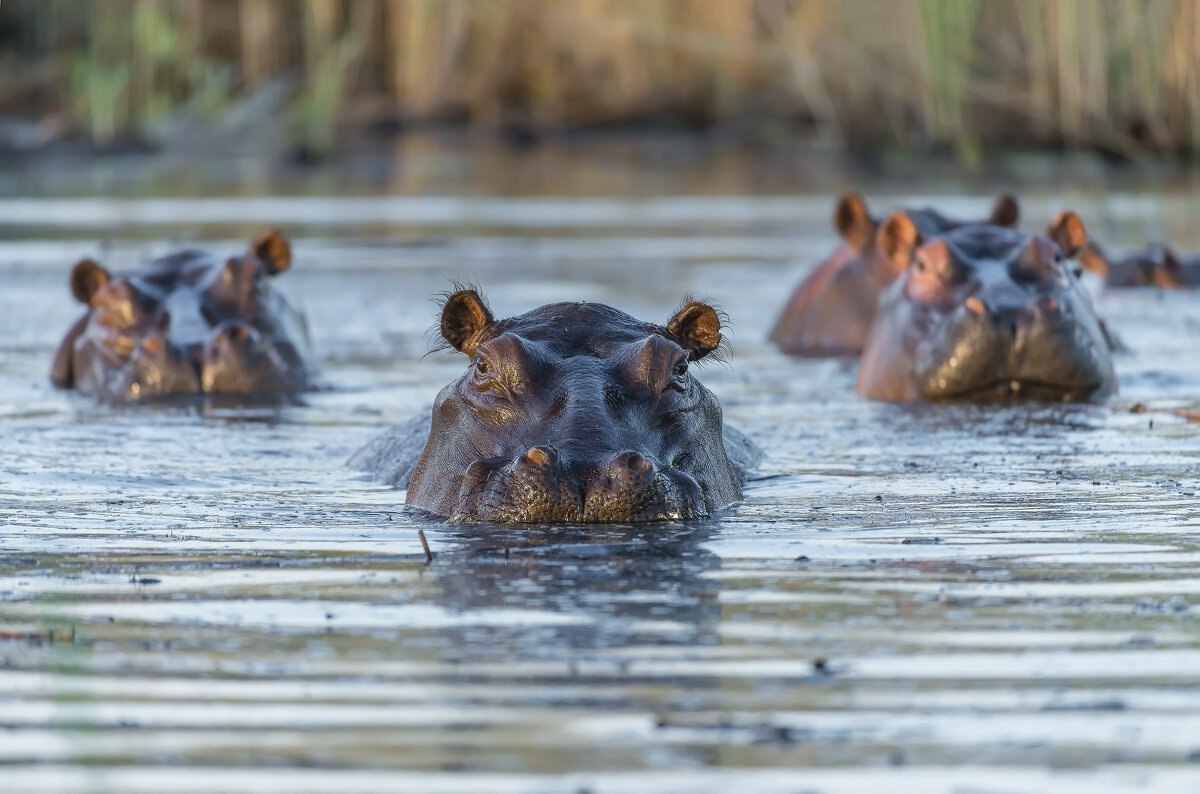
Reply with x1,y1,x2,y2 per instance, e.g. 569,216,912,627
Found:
857,211,1116,403
50,229,318,402
770,192,1020,357
351,290,762,524
1080,241,1200,288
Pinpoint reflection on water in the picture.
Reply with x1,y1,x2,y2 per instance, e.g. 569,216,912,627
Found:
1,145,1199,792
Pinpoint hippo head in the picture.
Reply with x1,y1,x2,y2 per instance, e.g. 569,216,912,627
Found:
405,291,743,523
856,211,1117,403
831,191,1021,272
770,192,1020,356
1079,241,1187,288
51,229,316,402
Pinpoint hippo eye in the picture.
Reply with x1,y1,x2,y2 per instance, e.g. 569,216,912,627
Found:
474,357,490,376
665,358,690,393
1073,267,1084,279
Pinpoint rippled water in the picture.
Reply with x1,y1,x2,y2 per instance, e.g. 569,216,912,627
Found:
2,144,1199,793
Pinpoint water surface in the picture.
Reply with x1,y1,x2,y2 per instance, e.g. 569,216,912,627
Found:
2,144,1199,793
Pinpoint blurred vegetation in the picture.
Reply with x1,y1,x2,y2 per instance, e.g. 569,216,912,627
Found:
1,0,1199,159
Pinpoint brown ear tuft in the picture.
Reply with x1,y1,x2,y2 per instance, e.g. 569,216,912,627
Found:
877,211,921,271
70,259,111,304
1046,211,1087,259
833,192,876,251
667,301,722,361
441,290,495,355
251,228,292,275
989,193,1020,228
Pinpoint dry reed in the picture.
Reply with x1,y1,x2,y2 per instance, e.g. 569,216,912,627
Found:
1,0,1198,156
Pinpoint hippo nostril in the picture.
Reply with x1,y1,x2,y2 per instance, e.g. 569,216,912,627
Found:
521,445,557,468
217,323,255,344
624,452,653,475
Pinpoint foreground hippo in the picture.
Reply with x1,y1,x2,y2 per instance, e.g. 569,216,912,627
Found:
51,230,318,402
857,211,1116,403
1080,241,1200,288
351,290,761,523
770,192,1020,356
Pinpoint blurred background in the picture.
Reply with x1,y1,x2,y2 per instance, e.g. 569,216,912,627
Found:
2,0,1199,166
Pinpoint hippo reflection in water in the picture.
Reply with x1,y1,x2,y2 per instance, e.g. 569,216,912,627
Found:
352,290,761,523
770,192,1021,356
51,229,318,402
857,211,1117,403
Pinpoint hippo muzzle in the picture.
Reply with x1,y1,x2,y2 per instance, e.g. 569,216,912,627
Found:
914,290,1115,402
452,446,707,523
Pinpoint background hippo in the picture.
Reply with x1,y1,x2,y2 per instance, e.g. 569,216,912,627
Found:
351,290,761,523
857,211,1116,403
770,192,1020,356
50,229,318,402
1079,241,1200,288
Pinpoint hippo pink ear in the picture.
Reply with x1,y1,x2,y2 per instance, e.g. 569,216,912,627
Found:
70,258,111,304
667,300,722,361
1046,211,1087,259
877,211,920,273
989,194,1020,228
250,228,292,275
441,289,495,355
833,192,876,252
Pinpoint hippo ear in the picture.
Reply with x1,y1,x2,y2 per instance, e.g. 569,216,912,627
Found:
1078,241,1109,277
250,228,292,275
1156,246,1185,284
667,300,722,361
70,259,111,304
877,211,920,271
441,289,495,356
1046,211,1087,259
989,194,1020,228
833,192,875,251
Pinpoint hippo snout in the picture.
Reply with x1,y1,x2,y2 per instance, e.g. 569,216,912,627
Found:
452,447,703,524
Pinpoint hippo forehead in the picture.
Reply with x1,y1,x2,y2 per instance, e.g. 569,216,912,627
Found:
479,302,671,358
907,208,970,238
130,250,243,295
940,225,1034,267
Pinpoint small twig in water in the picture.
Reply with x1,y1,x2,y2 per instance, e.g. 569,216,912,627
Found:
418,529,433,564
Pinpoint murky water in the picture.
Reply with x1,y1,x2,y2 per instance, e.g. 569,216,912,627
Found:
1,142,1199,793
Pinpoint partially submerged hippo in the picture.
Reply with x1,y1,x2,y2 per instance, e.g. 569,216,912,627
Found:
1080,241,1200,288
857,211,1117,403
770,192,1020,356
351,290,761,523
51,230,318,402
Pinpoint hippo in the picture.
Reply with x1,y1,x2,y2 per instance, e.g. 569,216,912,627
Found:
351,290,762,523
770,192,1021,356
1079,241,1200,288
50,229,318,402
856,211,1117,403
